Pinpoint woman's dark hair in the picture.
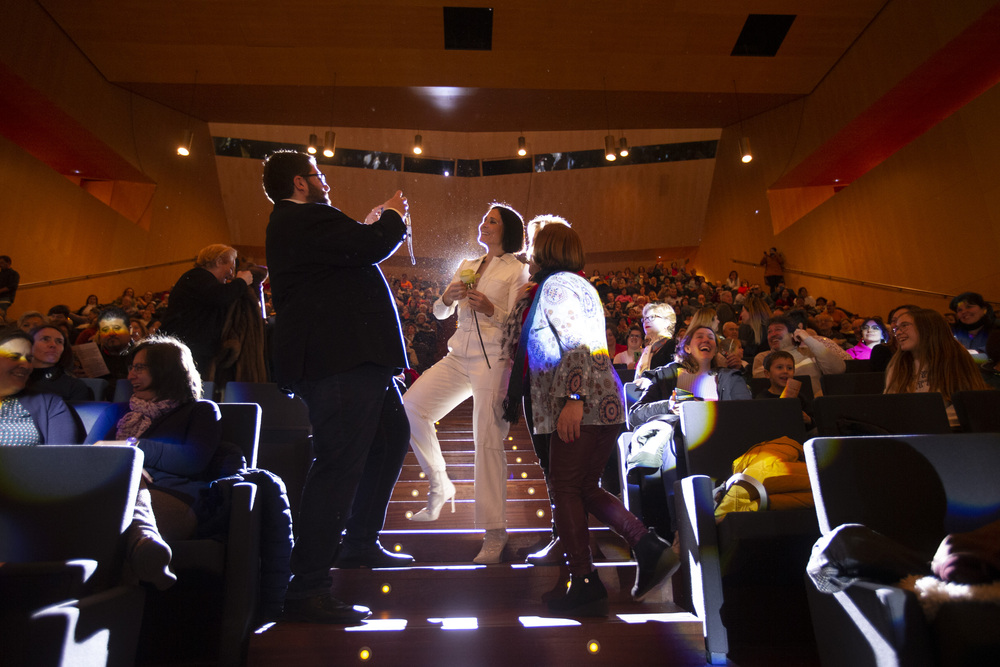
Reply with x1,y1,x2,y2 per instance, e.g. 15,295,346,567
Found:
489,203,526,254
129,335,202,402
862,317,890,344
262,150,314,203
531,222,584,273
31,325,75,369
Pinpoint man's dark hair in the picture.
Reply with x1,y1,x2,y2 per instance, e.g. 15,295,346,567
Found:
97,307,129,326
785,309,809,331
763,349,795,372
0,255,11,263
262,150,313,203
490,203,525,254
47,305,70,317
0,326,31,348
766,315,795,333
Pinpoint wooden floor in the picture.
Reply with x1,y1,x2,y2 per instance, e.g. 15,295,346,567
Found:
247,399,820,667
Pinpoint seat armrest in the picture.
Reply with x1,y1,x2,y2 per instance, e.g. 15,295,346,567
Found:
675,474,728,665
218,481,262,666
806,576,934,667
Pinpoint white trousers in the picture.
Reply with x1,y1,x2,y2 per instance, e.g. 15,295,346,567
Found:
403,348,510,529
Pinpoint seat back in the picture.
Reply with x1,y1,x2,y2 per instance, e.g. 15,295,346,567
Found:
679,398,807,483
819,371,886,395
623,381,643,429
112,378,133,403
223,382,311,433
806,433,1000,556
67,401,112,442
218,402,261,469
842,358,873,373
812,392,951,436
78,377,109,401
223,382,312,517
0,445,143,587
748,374,815,402
952,390,1000,433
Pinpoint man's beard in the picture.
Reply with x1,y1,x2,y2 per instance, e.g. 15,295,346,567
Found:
307,180,330,205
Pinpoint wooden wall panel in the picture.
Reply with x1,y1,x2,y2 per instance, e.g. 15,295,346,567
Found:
0,2,233,319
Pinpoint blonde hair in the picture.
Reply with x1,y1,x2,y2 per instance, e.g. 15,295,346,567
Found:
195,244,237,269
884,308,989,402
642,302,676,339
688,306,718,332
530,221,584,273
742,295,771,346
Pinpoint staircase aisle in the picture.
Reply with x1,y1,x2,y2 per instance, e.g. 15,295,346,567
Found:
249,399,713,666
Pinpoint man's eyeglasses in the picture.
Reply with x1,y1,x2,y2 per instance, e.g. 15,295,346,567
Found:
300,172,327,184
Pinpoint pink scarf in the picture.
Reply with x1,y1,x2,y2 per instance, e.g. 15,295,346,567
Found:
115,395,180,440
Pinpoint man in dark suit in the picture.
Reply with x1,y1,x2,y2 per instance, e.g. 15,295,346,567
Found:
263,150,413,624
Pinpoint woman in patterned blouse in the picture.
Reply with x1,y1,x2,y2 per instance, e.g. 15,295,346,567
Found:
520,223,678,617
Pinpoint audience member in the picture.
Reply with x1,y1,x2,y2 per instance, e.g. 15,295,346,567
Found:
93,307,134,381
754,349,814,429
752,315,846,397
614,325,645,370
634,302,677,378
738,295,771,363
28,324,93,401
159,244,254,378
949,291,993,353
17,311,46,333
760,247,785,294
885,307,990,426
0,255,19,321
846,317,889,360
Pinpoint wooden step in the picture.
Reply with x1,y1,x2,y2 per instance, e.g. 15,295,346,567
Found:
375,528,634,566
402,450,540,466
391,479,548,502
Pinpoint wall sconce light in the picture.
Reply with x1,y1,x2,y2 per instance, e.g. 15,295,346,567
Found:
177,129,193,157
517,136,527,156
604,134,617,161
739,136,753,163
307,134,319,155
618,137,629,158
413,134,423,155
323,130,336,158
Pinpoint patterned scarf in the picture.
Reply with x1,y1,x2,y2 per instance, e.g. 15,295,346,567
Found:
115,395,180,440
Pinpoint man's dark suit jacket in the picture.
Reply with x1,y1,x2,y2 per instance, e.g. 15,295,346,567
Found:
265,200,408,387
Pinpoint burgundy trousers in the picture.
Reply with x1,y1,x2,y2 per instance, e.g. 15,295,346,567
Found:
548,423,648,575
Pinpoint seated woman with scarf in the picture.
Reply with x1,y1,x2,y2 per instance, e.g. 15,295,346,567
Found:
86,336,225,546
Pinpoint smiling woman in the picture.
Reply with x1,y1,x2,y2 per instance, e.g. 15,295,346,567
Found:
27,325,94,401
0,328,77,446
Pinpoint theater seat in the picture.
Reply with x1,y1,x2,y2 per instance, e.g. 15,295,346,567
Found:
0,445,146,667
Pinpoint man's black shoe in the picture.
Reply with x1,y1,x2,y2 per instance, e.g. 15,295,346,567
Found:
334,541,415,569
282,593,371,624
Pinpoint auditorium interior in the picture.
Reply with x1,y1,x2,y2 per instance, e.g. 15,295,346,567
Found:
2,1,1000,666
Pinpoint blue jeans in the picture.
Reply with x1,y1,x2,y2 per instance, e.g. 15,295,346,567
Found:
286,364,409,598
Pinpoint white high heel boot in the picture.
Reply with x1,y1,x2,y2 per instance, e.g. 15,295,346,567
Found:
410,470,456,522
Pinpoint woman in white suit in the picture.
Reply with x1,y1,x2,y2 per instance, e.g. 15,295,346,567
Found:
403,204,529,563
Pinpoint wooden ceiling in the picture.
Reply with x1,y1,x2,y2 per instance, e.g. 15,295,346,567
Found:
36,0,889,132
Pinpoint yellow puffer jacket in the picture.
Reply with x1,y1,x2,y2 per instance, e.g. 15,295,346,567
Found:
714,436,813,519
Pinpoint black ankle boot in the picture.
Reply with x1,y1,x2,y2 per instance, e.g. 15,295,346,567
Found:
631,528,679,601
547,570,608,617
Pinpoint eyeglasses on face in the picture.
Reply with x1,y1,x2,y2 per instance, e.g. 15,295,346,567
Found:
891,321,914,334
300,172,327,184
127,363,150,373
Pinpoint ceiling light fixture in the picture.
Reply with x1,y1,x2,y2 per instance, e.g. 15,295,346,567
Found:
618,137,629,158
517,136,527,157
733,79,752,164
413,134,423,155
177,70,198,156
307,134,319,155
323,130,336,158
604,135,617,162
